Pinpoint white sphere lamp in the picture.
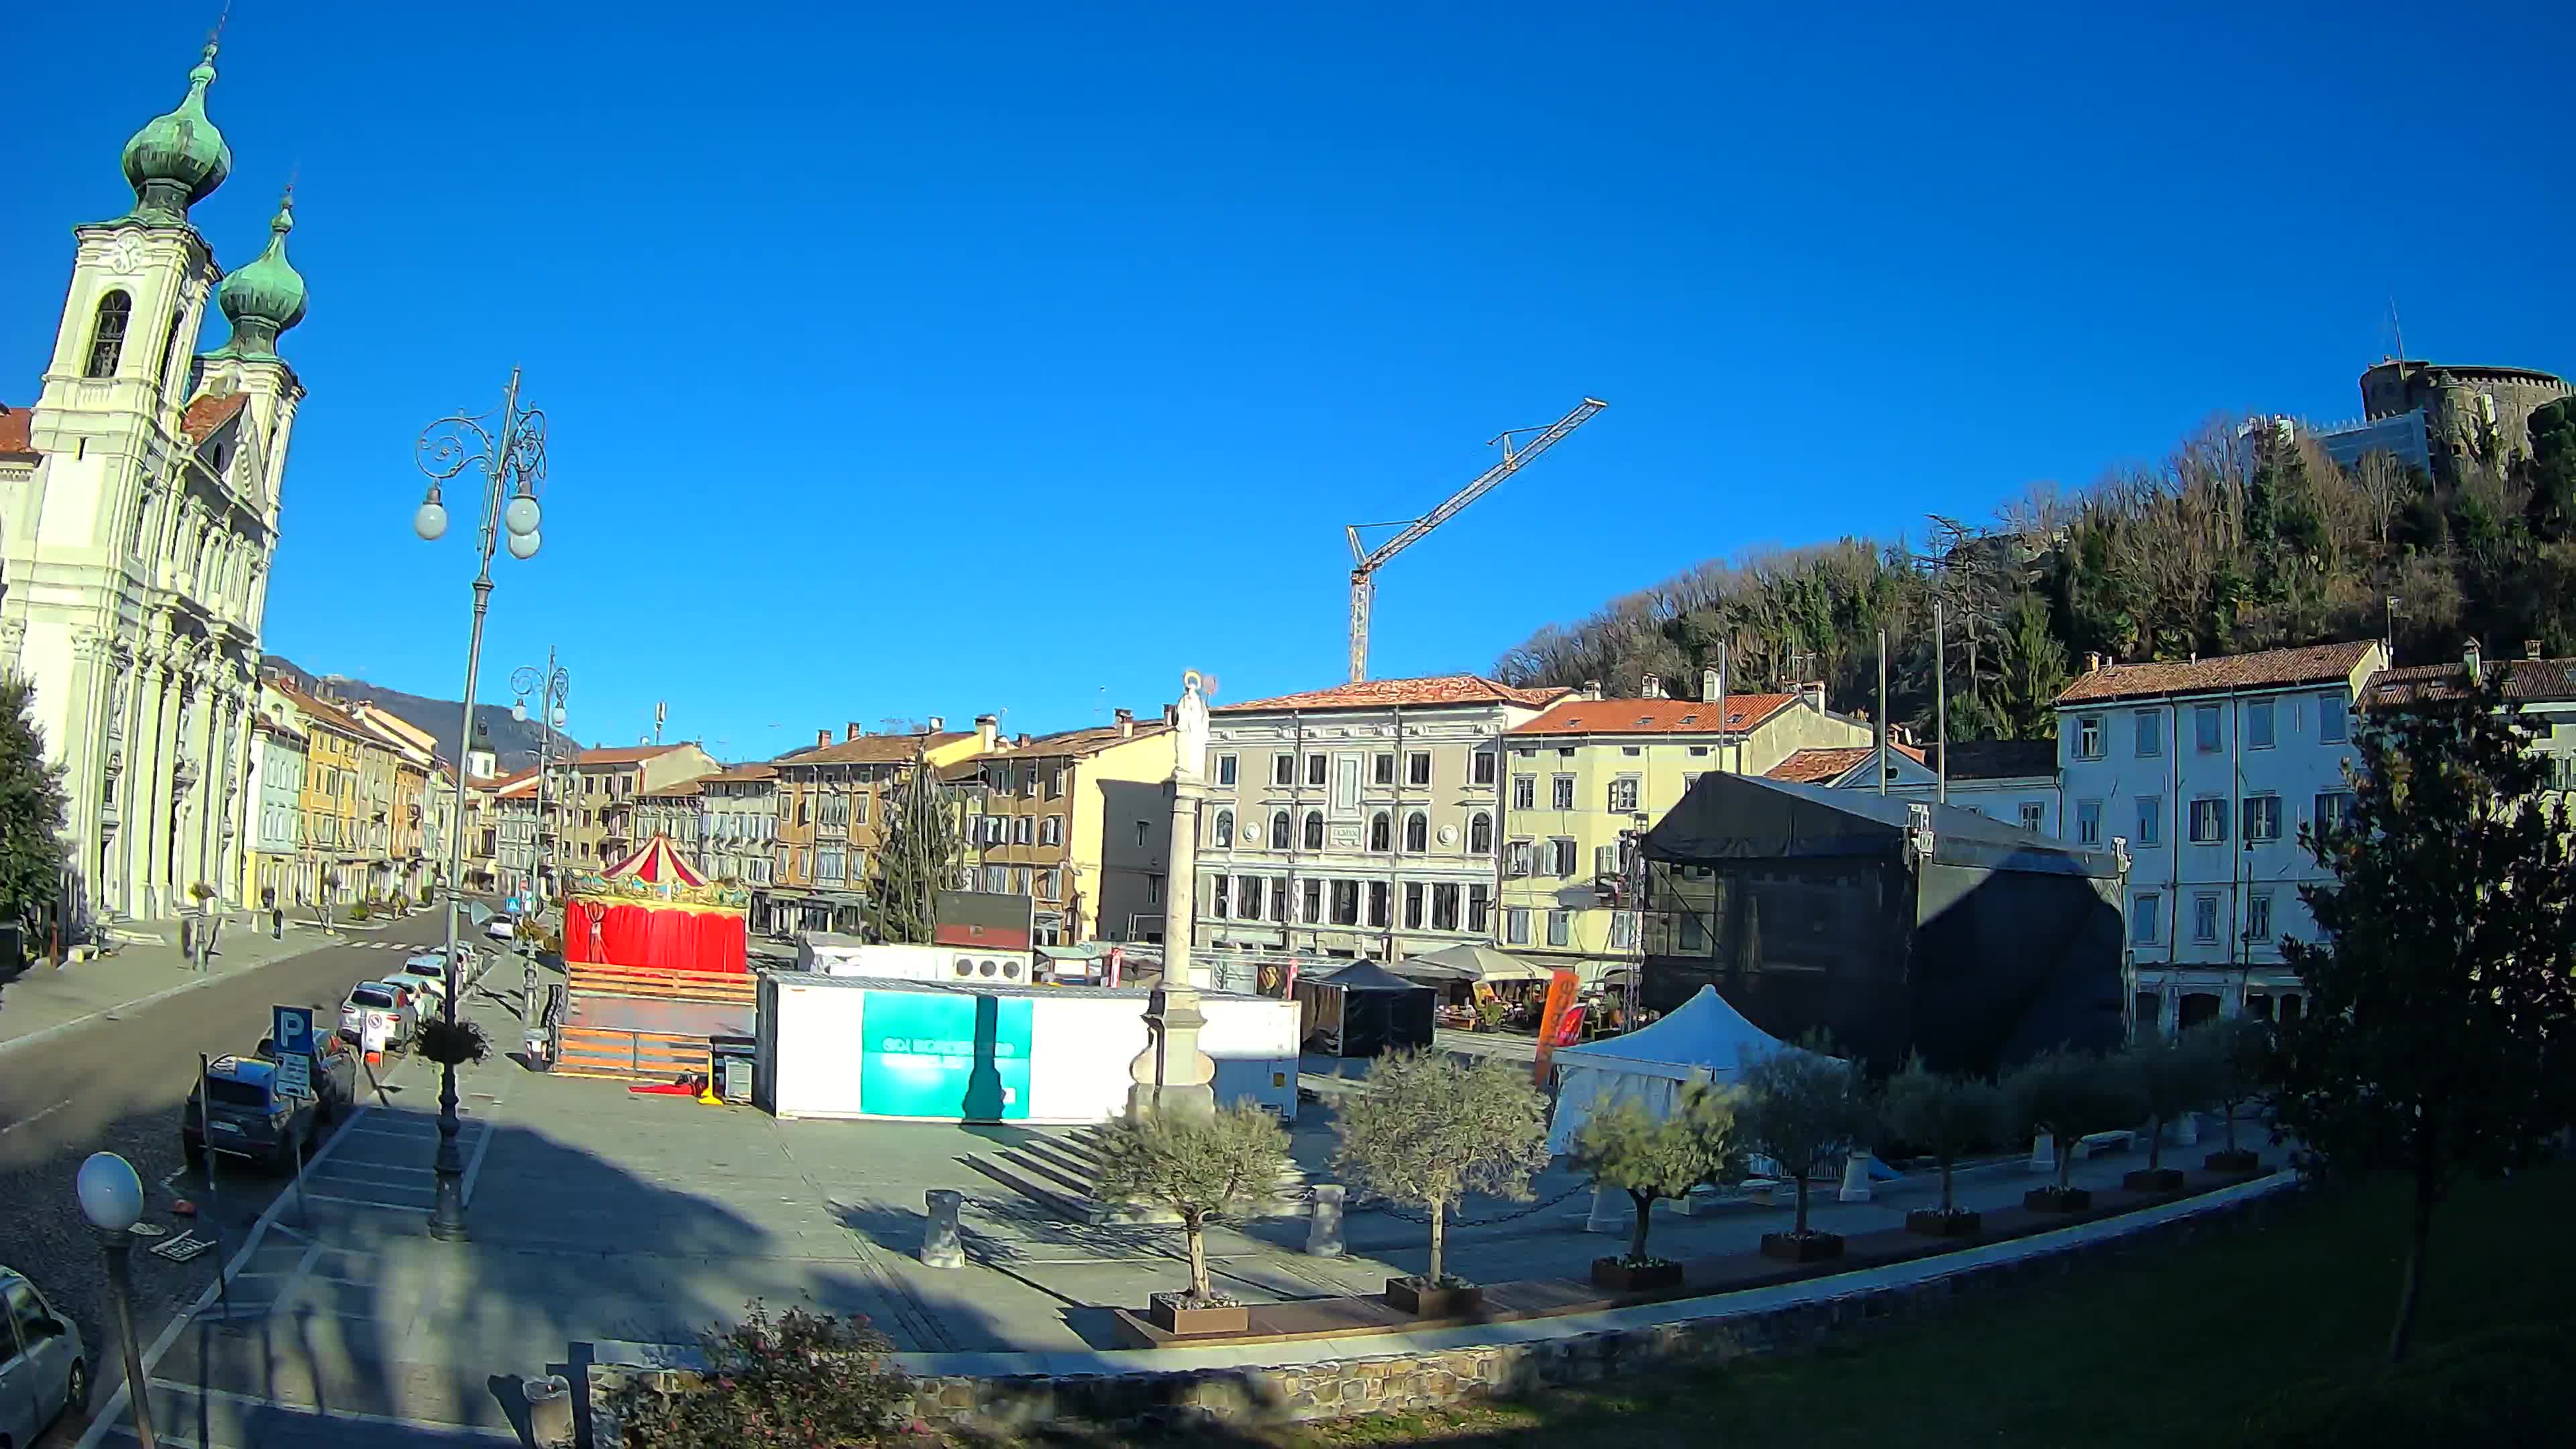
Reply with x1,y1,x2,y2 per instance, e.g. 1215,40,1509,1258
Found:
77,1151,145,1233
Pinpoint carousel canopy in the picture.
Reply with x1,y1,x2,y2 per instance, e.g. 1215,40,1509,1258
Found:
568,833,746,912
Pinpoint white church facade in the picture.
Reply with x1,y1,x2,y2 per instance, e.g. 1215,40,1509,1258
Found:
0,41,311,924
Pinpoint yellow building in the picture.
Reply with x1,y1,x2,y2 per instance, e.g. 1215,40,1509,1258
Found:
946,710,1177,945
1497,679,1872,982
273,682,374,910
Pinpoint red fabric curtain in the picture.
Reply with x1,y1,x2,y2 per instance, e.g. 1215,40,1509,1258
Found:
564,901,747,974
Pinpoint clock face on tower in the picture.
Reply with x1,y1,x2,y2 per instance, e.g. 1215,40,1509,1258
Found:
107,234,146,276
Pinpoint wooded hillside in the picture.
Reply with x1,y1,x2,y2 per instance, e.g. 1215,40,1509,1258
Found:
1492,399,2576,741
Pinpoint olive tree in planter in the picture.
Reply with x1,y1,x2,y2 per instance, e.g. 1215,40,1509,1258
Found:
2198,1016,2271,1173
1092,1104,1293,1336
1737,1040,1873,1262
1878,1055,2002,1237
2123,1028,2220,1191
2005,1049,2144,1212
1331,1048,1550,1316
1565,1086,1739,1291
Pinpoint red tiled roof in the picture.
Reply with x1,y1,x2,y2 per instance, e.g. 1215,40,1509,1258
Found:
977,721,1173,761
270,681,372,741
1766,743,1925,785
1509,694,1796,737
639,778,706,798
570,743,696,767
782,731,971,767
0,404,34,458
708,763,777,782
1215,675,1568,714
2365,656,2576,707
180,392,249,442
2054,641,2379,706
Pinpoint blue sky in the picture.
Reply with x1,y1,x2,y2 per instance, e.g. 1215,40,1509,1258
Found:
7,1,2569,761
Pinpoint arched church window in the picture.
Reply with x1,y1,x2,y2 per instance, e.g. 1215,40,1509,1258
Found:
86,290,132,378
156,305,185,390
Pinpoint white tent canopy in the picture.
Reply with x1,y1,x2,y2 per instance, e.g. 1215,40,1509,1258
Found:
1545,985,1794,1153
1392,942,1554,984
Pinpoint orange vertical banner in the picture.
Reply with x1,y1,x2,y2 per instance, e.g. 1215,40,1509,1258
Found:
1532,968,1581,1086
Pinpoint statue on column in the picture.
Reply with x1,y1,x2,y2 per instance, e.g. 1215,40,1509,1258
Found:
1174,669,1210,785
1128,669,1218,1119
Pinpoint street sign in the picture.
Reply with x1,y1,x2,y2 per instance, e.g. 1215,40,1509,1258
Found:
272,1005,315,1098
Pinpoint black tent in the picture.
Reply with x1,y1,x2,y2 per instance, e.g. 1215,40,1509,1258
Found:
1295,960,1437,1058
1640,773,2129,1077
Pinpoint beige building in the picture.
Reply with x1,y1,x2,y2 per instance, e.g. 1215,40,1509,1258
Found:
765,725,982,936
698,763,777,892
1499,675,1874,981
1192,674,1567,963
565,743,719,871
947,709,1177,947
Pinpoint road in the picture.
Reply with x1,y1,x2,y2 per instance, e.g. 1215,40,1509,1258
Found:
0,913,454,1443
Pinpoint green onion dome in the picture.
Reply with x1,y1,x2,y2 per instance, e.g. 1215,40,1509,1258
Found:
120,44,231,225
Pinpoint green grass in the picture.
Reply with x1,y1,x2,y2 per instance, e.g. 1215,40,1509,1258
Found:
998,1164,2576,1449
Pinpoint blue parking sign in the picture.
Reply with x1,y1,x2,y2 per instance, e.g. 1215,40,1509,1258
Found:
273,1004,314,1058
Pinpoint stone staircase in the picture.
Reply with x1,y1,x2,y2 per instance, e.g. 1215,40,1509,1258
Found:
965,1124,1314,1225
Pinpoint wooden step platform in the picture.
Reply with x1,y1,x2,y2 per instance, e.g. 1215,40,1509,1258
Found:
566,963,756,1006
554,1026,715,1083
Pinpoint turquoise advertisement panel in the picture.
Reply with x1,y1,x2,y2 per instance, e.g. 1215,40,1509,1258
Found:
860,991,1033,1120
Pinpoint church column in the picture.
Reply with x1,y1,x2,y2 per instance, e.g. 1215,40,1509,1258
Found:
129,645,173,919
62,629,111,918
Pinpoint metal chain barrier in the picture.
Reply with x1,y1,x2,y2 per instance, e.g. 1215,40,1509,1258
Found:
1357,1180,1592,1226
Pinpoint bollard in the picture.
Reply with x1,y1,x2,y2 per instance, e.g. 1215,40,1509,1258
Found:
523,1373,573,1448
1837,1150,1874,1203
2029,1132,2056,1174
2174,1111,2200,1146
921,1189,965,1268
1585,1184,1627,1234
1305,1183,1346,1256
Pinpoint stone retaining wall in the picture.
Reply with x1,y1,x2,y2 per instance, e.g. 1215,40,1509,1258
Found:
583,1178,2300,1443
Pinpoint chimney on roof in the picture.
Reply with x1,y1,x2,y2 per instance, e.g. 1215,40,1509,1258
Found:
1642,672,1662,699
816,729,830,749
1114,707,1134,738
2086,652,2102,674
2528,639,2544,661
1579,679,1603,701
1803,682,1826,714
2464,637,2483,680
975,713,998,751
1016,733,1030,747
1703,667,1721,702
1163,704,1178,727
927,715,945,732
846,722,864,742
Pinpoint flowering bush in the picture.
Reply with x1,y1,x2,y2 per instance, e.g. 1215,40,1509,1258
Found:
607,1302,911,1448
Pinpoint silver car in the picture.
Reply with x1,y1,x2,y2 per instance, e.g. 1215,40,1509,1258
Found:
0,1265,89,1446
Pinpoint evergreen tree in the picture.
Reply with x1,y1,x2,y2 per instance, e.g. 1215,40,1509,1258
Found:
1991,592,2070,739
862,755,963,944
2274,667,2576,1364
0,676,71,934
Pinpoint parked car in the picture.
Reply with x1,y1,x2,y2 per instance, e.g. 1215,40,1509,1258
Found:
182,1049,352,1171
0,1265,89,1446
485,914,517,943
340,981,416,1051
392,952,460,1007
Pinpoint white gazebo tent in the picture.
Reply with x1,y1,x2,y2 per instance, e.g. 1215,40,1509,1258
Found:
1544,985,1794,1153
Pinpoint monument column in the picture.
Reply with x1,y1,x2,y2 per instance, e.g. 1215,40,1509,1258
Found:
1126,671,1218,1120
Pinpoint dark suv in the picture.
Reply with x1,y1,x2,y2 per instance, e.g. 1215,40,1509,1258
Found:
183,1043,356,1171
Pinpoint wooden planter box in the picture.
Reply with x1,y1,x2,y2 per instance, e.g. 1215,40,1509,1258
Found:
2123,1167,2186,1192
1759,1230,1845,1263
2024,1187,2092,1213
1906,1208,1983,1237
2204,1148,2261,1174
1590,1257,1684,1293
1384,1278,1481,1317
1146,1293,1247,1336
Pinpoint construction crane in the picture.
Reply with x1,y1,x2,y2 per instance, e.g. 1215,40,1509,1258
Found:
1344,397,1607,682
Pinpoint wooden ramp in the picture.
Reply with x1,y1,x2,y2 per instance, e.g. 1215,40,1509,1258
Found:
556,964,755,1082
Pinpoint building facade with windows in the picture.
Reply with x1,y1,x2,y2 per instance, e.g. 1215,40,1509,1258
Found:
562,742,719,873
2363,641,2576,788
244,708,305,909
0,44,311,924
1501,678,1874,983
635,777,704,859
763,724,979,936
698,763,777,904
2055,640,2387,1035
1191,675,1567,963
1900,740,2063,834
951,710,1177,947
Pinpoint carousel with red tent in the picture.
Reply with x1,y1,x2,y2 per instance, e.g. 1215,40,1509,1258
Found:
552,836,757,1083
563,834,749,974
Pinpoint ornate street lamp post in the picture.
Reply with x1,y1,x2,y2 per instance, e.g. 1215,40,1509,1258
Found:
76,1152,157,1449
512,651,571,908
413,368,546,1241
